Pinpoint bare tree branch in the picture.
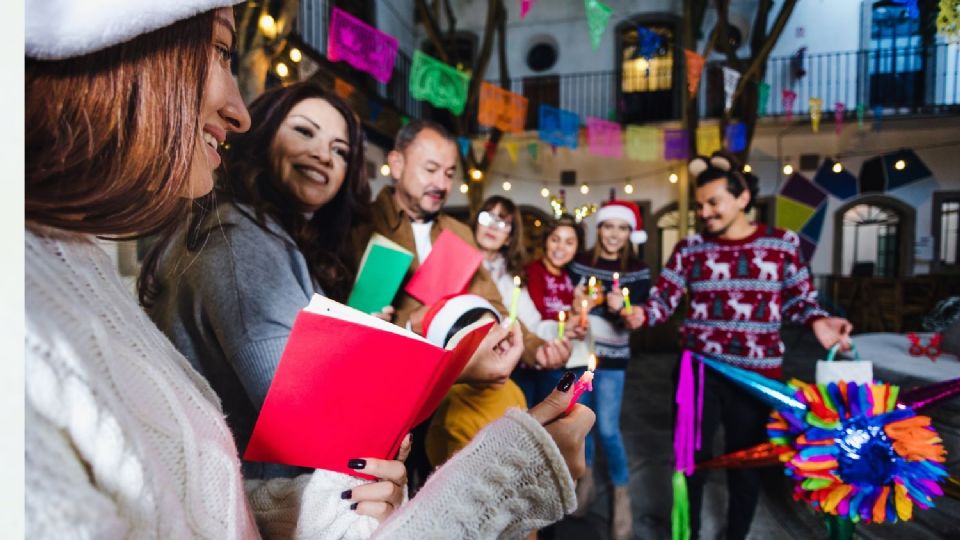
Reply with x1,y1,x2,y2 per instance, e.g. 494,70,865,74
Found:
415,0,450,63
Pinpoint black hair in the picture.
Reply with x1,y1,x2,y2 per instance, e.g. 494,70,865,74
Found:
394,119,457,153
443,308,499,348
691,150,760,212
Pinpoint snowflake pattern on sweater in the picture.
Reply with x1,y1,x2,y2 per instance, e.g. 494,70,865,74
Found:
641,226,828,378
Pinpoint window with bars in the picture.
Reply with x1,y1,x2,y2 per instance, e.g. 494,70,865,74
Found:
841,203,901,277
933,191,960,272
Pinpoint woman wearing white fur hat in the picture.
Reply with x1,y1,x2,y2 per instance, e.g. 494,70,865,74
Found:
24,1,593,537
567,199,651,540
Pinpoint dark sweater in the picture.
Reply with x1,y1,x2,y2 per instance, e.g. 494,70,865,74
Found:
568,254,650,369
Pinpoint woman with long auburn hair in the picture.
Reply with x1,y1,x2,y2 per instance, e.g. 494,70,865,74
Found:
25,1,592,537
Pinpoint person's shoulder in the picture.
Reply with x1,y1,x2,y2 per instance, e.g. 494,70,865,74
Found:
760,226,801,250
439,213,474,242
524,258,546,274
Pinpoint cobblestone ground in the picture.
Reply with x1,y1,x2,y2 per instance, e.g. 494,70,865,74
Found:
549,327,960,540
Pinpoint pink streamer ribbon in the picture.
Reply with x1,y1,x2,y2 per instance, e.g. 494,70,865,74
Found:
674,350,696,475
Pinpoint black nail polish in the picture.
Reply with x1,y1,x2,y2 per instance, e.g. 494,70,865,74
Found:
340,489,352,500
350,502,359,510
557,371,576,392
347,458,367,470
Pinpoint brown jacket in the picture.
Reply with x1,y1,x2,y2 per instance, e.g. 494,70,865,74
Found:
353,187,545,363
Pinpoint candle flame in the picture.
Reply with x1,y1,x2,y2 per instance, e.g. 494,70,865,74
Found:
513,275,521,286
558,311,566,322
581,299,588,308
613,272,619,280
622,287,629,296
588,354,597,371
588,276,596,286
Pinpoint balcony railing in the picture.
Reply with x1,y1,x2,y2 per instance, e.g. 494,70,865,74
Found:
493,43,960,126
296,0,958,129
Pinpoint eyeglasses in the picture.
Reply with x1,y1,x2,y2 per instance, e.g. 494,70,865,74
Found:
477,210,512,231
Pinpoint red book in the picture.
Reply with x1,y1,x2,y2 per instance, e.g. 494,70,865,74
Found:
244,294,492,479
404,229,484,306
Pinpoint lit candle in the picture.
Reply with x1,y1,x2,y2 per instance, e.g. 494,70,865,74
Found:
622,287,632,314
508,275,521,326
557,311,566,339
565,354,597,414
588,276,597,298
579,298,589,328
612,272,620,290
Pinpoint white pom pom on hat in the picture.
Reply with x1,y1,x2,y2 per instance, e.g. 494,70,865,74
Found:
27,0,240,60
595,200,647,244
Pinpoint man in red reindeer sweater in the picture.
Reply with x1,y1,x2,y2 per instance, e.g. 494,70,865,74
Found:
623,151,852,540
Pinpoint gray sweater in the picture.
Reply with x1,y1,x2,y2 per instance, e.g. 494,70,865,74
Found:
149,201,317,478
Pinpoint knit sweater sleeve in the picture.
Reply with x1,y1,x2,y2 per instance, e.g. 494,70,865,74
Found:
780,236,830,325
245,470,384,540
372,408,576,539
186,217,314,409
642,242,688,326
26,401,129,539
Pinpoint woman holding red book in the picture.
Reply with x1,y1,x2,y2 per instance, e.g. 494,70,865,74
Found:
25,1,593,536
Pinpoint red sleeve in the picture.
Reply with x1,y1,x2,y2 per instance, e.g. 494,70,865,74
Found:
641,242,688,326
781,239,830,325
524,260,550,318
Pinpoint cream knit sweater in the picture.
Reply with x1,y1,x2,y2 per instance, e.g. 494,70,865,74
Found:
25,228,576,539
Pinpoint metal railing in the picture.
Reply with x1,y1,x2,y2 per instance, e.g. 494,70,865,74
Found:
755,43,960,116
296,0,958,126
494,43,960,125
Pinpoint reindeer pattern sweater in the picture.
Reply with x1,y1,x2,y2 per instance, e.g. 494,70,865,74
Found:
640,226,829,379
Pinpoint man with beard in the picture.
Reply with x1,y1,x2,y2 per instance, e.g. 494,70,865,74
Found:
622,151,852,540
354,120,571,488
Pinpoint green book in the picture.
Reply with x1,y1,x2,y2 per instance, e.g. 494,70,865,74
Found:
347,233,414,314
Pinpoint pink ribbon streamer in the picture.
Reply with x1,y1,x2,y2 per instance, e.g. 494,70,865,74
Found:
696,360,704,450
674,350,696,475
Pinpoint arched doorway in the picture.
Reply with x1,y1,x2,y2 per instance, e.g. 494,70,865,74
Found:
833,196,915,277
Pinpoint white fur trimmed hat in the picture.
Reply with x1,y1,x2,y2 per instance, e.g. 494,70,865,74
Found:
27,0,239,59
422,294,500,348
595,200,647,244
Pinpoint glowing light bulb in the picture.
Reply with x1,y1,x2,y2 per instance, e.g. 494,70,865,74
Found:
459,184,469,194
259,15,277,40
541,187,550,198
624,183,634,194
832,162,843,173
274,62,289,78
743,164,752,173
289,48,302,63
580,184,590,194
669,173,678,184
783,164,794,175
894,159,906,170
379,164,391,176
502,181,512,191
470,168,483,180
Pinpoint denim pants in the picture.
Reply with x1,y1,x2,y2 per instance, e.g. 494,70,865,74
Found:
511,367,566,408
512,367,630,486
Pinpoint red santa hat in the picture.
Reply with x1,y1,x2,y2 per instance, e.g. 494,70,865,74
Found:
422,294,500,348
595,200,647,244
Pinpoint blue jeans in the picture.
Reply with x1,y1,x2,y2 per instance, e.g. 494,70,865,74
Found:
512,368,566,408
513,367,630,486
579,368,630,486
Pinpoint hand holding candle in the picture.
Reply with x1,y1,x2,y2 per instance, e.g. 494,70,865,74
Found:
565,354,597,415
508,275,521,327
622,287,632,314
612,272,620,290
557,310,566,339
